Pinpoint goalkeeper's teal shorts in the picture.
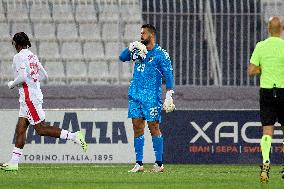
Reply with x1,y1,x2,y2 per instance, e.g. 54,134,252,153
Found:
128,97,162,123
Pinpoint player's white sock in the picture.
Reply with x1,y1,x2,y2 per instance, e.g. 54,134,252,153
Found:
60,129,76,141
9,147,23,164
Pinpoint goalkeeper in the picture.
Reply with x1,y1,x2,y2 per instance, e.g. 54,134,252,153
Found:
119,24,175,173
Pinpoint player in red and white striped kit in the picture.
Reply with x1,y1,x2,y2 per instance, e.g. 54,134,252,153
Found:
1,32,88,171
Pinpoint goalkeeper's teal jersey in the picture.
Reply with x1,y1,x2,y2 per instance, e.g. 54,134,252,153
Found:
119,44,174,103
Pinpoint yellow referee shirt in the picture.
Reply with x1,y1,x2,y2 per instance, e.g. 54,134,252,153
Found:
250,37,284,88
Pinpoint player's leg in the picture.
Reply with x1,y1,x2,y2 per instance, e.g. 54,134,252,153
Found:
148,121,164,172
261,126,274,164
33,121,88,153
145,102,164,172
129,118,146,172
128,98,145,172
132,118,146,164
31,102,87,152
1,117,29,171
260,125,273,183
259,89,276,183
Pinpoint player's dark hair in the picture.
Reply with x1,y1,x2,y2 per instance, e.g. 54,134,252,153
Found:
141,24,156,34
12,32,31,49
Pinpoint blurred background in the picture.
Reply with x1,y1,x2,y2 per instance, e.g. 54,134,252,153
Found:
0,0,283,109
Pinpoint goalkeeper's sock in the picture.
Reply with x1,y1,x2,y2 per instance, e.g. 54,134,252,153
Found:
60,129,76,141
260,135,272,164
134,135,144,163
152,135,164,165
9,147,23,164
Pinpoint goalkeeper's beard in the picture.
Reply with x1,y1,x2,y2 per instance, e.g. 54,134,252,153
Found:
141,39,149,45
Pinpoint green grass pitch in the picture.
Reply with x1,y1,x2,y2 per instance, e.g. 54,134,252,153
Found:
0,164,283,189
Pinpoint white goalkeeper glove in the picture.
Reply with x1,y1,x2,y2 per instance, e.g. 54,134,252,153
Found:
163,90,175,113
128,41,148,60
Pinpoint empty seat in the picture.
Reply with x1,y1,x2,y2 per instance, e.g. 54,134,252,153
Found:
0,61,14,78
11,22,33,38
0,22,11,39
0,1,5,21
38,42,60,59
6,2,29,21
66,61,87,77
34,22,56,39
120,61,133,78
105,42,124,59
121,4,142,22
75,3,98,23
57,23,78,39
61,42,82,59
30,1,52,22
52,1,74,22
0,41,16,59
99,4,119,22
79,23,100,40
109,61,119,77
44,61,65,85
88,61,109,78
83,42,104,59
102,23,119,40
124,24,141,41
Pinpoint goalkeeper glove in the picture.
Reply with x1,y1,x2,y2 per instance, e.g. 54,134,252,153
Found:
128,41,148,60
163,90,175,113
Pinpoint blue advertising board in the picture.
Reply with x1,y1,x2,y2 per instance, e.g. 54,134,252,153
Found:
161,110,284,164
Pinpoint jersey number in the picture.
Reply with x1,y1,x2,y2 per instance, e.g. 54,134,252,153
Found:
28,55,39,82
137,64,145,72
150,107,158,116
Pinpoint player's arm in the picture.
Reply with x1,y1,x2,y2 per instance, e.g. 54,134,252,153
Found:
8,68,27,89
160,51,174,90
248,42,261,76
248,63,261,76
8,56,27,89
38,62,48,81
159,51,175,113
119,48,131,62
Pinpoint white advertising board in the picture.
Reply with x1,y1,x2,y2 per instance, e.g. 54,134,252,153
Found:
0,110,155,163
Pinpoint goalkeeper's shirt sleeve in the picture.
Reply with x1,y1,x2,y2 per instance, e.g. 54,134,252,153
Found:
119,48,131,62
159,51,174,90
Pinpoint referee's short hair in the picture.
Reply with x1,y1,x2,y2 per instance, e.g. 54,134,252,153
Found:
12,32,31,48
141,24,156,35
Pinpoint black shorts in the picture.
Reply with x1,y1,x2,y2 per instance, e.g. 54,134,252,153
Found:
260,88,284,126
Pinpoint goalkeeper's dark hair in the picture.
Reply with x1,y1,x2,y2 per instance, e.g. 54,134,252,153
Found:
12,32,31,48
141,24,156,34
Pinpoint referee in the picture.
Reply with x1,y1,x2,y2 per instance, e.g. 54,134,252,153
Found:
248,16,284,183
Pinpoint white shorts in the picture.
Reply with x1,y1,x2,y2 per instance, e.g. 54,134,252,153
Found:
19,101,45,125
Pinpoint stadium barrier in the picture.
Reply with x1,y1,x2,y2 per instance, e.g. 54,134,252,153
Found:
0,109,155,164
162,110,283,164
1,109,283,164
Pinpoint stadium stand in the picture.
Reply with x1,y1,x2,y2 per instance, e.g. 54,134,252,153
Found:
29,1,52,22
44,60,65,85
83,41,104,59
79,22,101,40
0,0,280,110
0,0,141,86
38,41,60,60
